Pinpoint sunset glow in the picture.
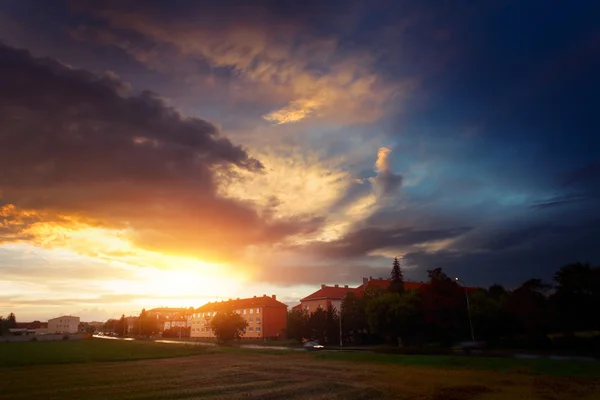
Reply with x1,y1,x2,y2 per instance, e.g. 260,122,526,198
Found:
1,1,599,323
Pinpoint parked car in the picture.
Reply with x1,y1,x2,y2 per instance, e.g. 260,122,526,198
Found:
303,341,324,351
452,341,486,355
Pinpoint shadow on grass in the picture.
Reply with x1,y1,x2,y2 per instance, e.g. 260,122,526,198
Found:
313,351,600,378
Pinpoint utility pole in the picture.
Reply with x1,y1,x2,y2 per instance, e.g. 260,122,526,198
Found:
455,277,475,341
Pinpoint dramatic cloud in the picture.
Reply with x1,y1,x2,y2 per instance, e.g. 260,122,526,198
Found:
369,147,403,197
291,226,472,260
67,1,409,125
0,43,316,262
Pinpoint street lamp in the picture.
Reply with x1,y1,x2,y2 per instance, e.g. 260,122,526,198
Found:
455,277,475,341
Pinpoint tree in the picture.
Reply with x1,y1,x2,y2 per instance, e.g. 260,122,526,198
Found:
307,307,328,343
210,310,248,342
341,292,369,344
420,269,467,343
488,284,507,301
115,314,127,336
366,291,422,346
469,289,508,340
551,262,600,333
103,318,118,332
504,279,551,340
7,312,16,329
286,309,310,342
389,257,405,293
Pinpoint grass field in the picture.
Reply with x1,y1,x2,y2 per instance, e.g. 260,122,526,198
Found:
1,339,599,399
0,339,210,367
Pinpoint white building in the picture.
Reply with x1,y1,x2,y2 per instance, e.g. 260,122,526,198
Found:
48,315,80,334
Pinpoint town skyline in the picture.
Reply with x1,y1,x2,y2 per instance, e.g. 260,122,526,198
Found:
1,1,599,322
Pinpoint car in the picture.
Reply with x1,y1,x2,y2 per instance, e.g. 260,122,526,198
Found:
452,341,486,355
303,341,325,351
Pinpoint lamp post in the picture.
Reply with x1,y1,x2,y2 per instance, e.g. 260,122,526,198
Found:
455,277,475,341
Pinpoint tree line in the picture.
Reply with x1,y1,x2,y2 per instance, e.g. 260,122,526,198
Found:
286,260,600,351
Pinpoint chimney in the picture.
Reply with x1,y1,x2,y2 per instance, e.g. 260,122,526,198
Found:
271,294,276,300
321,284,326,289
334,284,339,288
362,277,368,285
369,276,372,280
253,295,256,298
344,285,348,288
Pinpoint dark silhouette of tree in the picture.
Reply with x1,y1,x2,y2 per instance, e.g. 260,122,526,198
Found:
488,284,507,301
551,262,600,333
504,279,551,343
469,289,508,340
286,309,310,342
308,307,328,343
389,257,405,293
210,310,248,342
115,314,127,336
420,268,466,343
7,312,16,328
325,307,340,345
366,291,423,346
341,292,368,344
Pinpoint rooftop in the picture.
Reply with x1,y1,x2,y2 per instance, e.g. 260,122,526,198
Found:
196,295,287,312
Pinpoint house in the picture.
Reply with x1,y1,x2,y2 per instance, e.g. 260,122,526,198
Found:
47,315,80,334
190,295,287,340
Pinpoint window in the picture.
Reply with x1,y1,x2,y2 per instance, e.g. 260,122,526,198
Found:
249,317,253,322
248,327,253,332
305,305,310,311
213,311,217,316
256,308,260,313
256,317,261,323
256,327,261,332
250,309,253,314
243,309,246,314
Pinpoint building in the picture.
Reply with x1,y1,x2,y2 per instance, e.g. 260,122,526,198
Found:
297,277,427,312
8,321,48,336
47,315,80,334
299,284,357,313
190,295,287,340
146,307,191,332
163,315,189,331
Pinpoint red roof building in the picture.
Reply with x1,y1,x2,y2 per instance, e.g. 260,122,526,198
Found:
297,277,427,313
191,295,287,340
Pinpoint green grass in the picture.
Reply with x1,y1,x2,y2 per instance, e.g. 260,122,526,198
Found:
1,340,600,399
0,338,212,367
315,351,600,378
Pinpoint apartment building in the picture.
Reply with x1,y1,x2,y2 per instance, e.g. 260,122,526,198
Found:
47,315,80,334
191,295,287,339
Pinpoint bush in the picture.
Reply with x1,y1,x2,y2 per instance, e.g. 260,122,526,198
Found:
62,335,69,340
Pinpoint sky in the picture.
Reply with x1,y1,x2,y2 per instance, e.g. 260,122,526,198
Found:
1,0,599,321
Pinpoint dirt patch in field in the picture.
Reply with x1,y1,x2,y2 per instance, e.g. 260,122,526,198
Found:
432,385,491,400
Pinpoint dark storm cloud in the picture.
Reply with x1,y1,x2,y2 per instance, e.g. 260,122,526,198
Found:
530,193,598,210
292,226,472,259
0,43,320,260
253,263,391,288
